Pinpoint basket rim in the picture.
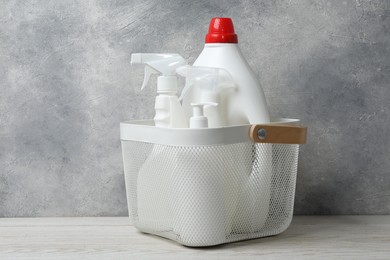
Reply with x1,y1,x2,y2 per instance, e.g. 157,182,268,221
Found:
120,118,300,146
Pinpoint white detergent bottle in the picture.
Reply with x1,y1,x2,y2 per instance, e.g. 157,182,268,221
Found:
130,53,187,231
187,17,270,125
185,18,272,233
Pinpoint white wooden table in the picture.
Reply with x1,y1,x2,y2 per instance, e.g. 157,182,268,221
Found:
0,216,389,259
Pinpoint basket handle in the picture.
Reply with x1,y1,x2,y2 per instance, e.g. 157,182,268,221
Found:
250,124,307,144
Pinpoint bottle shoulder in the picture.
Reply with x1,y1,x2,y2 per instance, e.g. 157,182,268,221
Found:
194,45,254,75
193,44,270,124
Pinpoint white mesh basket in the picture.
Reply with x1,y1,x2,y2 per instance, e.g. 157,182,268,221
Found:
120,119,307,247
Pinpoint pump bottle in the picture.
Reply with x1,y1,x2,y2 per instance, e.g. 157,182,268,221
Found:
172,102,228,245
189,102,217,128
177,65,235,127
175,65,244,238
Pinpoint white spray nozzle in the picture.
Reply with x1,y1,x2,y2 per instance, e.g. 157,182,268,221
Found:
131,53,186,92
176,65,236,101
190,102,218,128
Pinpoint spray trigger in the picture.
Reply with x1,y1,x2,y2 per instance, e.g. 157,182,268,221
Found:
141,66,159,90
176,65,236,101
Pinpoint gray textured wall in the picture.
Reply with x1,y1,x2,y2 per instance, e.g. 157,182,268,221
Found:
0,0,389,217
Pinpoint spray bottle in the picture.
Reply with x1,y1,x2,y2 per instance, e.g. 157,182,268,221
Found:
176,65,235,128
131,53,187,128
131,53,187,231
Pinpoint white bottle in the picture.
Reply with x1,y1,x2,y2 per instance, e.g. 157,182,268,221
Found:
188,18,270,125
131,53,187,128
189,102,218,128
173,103,226,245
130,53,187,231
186,18,272,233
175,65,242,241
177,65,235,128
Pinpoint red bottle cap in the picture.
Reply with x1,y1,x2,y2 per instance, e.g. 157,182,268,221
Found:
205,17,238,44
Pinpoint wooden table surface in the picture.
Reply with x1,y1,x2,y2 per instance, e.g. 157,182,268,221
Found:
0,216,389,259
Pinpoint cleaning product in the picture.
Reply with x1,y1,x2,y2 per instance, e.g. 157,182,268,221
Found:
172,103,227,245
130,53,187,231
172,144,227,245
189,102,218,128
131,53,187,128
185,18,272,233
185,17,270,125
176,65,235,128
175,65,242,239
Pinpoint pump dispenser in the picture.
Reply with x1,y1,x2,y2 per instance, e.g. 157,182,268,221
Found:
131,53,187,128
190,102,218,128
177,65,235,127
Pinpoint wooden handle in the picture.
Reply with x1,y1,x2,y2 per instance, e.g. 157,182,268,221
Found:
250,124,307,144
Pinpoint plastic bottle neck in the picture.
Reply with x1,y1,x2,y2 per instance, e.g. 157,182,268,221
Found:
202,43,240,53
157,76,178,95
204,43,238,47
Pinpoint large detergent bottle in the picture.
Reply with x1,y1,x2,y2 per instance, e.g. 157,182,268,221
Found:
186,18,272,233
186,17,270,125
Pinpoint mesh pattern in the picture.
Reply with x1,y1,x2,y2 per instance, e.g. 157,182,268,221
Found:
122,141,299,247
